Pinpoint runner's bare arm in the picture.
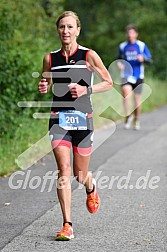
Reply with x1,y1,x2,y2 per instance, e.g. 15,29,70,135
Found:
38,53,52,93
87,50,113,93
68,50,113,98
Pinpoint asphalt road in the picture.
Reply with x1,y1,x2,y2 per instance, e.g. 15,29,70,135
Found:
0,106,167,252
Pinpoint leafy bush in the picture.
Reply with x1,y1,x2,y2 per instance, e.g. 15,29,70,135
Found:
0,0,63,135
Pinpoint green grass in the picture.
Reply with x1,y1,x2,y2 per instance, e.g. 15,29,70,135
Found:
0,76,167,176
0,117,49,176
92,76,167,127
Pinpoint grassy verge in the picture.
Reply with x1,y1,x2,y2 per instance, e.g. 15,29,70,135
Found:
0,118,49,176
0,76,167,176
92,76,167,127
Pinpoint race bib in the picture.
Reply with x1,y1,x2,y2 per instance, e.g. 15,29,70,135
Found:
59,110,87,130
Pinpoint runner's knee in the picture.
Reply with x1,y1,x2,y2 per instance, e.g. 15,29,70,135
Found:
57,163,71,177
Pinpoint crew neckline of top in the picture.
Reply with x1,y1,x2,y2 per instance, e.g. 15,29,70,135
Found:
127,41,137,45
61,44,79,57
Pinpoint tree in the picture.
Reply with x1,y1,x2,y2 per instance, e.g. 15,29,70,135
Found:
64,0,167,79
0,0,64,135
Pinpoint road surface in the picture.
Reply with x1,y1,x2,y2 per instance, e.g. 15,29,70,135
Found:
0,106,167,251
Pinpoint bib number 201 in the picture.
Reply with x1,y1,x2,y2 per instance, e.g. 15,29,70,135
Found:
59,110,87,130
66,116,79,124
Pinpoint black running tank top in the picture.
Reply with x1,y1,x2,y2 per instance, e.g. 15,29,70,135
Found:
50,45,94,114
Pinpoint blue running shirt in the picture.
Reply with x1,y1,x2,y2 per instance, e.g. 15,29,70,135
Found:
118,40,152,79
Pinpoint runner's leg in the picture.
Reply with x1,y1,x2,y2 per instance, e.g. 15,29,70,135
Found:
121,84,133,117
73,150,101,214
73,152,93,192
53,146,72,223
133,80,143,121
134,93,141,121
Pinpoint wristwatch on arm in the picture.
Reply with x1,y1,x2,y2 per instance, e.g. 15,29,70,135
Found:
87,86,92,95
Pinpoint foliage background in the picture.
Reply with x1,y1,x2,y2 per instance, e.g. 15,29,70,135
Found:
0,0,167,174
1,0,167,135
0,0,63,135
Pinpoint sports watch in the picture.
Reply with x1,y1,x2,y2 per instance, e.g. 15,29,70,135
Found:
87,86,92,95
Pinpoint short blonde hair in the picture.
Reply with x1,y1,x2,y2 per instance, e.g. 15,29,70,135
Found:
56,11,81,28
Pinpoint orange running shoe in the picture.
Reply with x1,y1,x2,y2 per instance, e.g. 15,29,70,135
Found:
86,178,100,214
56,223,74,241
